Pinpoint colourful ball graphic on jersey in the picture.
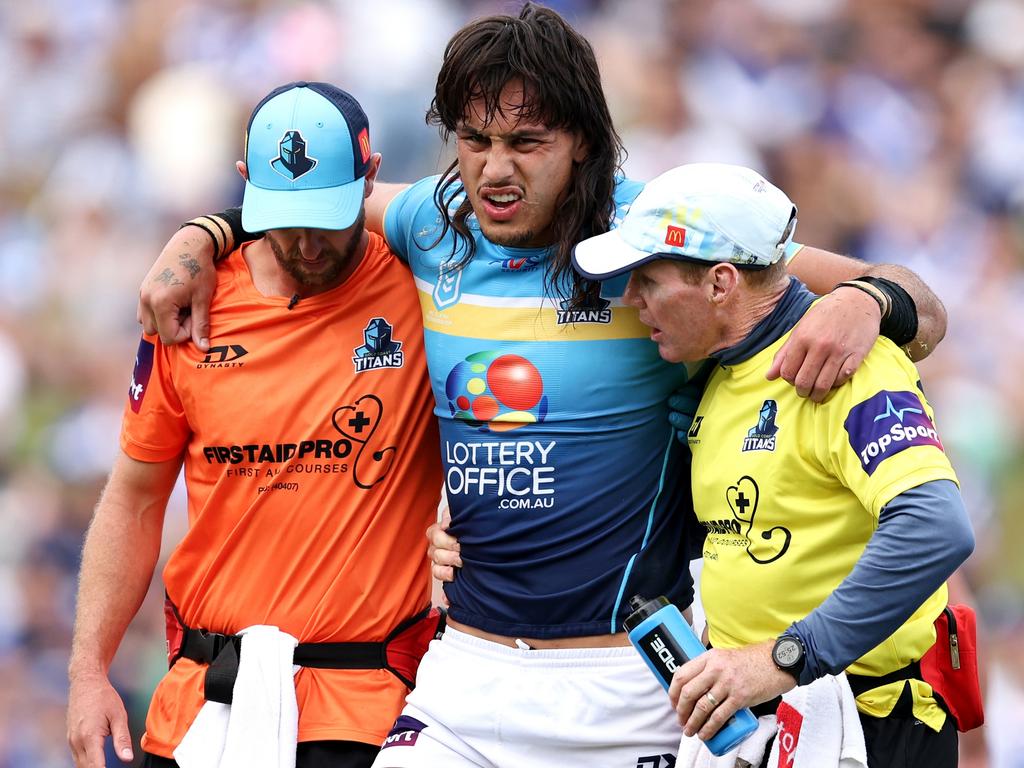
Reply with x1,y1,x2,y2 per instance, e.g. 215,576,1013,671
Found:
445,351,548,432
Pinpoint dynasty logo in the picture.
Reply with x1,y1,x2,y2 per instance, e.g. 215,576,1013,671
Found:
197,344,248,369
352,318,404,373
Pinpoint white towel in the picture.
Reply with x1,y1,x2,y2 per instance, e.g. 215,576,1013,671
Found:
767,673,867,768
676,673,867,768
174,625,299,768
677,712,777,768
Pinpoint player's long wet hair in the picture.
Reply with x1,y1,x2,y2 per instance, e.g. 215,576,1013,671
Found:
426,2,625,305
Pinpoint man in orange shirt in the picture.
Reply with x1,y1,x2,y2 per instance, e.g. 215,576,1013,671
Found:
66,82,442,768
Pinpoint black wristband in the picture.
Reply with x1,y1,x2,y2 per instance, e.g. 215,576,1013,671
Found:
835,279,888,318
219,207,261,249
179,219,220,254
861,276,919,347
181,214,237,260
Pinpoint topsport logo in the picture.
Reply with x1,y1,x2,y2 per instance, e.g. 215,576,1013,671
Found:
844,390,943,475
445,351,548,433
128,338,155,413
381,715,427,749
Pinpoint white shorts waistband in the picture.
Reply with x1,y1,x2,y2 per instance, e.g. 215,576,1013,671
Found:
440,625,638,665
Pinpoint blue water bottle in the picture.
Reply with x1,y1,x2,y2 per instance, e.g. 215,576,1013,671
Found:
624,595,758,756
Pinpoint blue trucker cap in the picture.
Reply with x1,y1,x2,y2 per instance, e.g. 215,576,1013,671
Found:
242,81,372,232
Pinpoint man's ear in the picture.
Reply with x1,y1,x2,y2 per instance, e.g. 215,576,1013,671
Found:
708,263,739,304
363,153,382,198
572,133,588,164
236,160,249,181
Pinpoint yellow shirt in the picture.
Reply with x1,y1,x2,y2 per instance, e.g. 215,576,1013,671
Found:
689,331,957,729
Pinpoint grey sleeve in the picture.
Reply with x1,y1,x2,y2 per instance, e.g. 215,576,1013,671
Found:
788,479,974,685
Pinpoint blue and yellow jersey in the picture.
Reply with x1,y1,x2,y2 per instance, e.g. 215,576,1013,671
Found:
689,283,958,727
385,176,695,637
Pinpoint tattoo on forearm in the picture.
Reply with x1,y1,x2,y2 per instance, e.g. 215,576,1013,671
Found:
178,253,201,279
153,268,184,287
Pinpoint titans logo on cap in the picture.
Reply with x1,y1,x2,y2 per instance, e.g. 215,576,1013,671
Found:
271,130,318,181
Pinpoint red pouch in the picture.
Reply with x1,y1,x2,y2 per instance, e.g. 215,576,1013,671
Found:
384,606,446,689
919,604,984,731
163,593,185,667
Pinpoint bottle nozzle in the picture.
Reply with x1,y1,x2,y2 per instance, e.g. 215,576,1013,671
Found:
623,594,672,632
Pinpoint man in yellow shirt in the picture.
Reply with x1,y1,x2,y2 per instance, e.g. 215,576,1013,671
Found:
572,163,975,767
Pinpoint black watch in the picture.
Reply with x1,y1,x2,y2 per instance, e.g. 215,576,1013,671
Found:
772,634,806,681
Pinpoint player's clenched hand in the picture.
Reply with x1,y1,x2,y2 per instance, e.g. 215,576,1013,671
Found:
766,287,880,402
668,641,793,742
137,227,216,352
67,671,134,768
668,384,704,445
427,518,462,583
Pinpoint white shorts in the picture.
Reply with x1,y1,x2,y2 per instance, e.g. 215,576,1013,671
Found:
372,627,682,768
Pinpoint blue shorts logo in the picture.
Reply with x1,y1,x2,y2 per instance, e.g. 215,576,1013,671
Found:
382,715,427,748
352,318,404,373
844,390,943,475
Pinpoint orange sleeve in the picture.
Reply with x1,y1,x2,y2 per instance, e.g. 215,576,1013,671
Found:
120,335,190,462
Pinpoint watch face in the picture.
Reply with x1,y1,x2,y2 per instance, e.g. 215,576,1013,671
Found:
774,638,802,667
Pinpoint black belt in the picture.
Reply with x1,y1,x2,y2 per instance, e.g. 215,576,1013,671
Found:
746,661,922,719
177,607,439,704
179,628,392,669
847,660,921,699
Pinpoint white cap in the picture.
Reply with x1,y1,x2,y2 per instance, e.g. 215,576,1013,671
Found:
573,163,797,280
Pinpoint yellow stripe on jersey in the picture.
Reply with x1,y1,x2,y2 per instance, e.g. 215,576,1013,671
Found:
417,289,652,341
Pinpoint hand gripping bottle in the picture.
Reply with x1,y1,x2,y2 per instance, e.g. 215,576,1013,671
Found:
624,595,758,756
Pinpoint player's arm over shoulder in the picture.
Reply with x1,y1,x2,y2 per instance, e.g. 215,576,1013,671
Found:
367,182,410,237
786,245,946,361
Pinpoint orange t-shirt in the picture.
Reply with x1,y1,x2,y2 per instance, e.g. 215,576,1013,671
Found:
121,234,441,757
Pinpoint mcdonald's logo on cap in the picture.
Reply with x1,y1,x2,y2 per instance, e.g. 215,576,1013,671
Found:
358,128,371,164
665,225,686,247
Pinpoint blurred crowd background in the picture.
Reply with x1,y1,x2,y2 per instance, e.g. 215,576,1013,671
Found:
1,0,1022,765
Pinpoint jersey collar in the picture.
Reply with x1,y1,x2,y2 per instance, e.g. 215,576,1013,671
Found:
711,277,817,367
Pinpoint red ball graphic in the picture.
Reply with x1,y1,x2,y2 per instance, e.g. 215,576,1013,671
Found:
471,395,500,422
487,354,543,411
